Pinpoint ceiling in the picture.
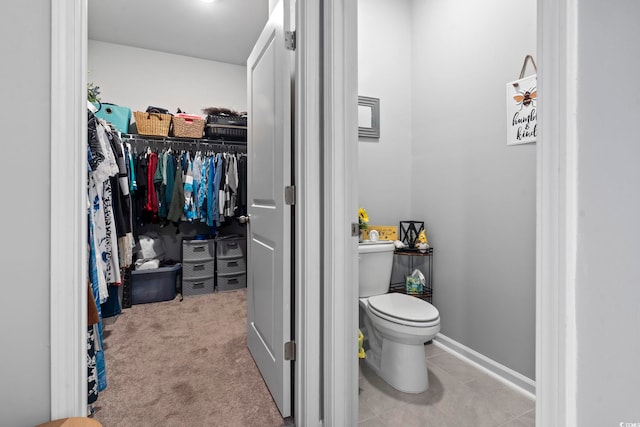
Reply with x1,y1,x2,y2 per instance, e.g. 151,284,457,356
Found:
88,0,269,66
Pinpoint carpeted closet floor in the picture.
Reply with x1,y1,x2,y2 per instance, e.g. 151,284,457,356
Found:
93,289,284,427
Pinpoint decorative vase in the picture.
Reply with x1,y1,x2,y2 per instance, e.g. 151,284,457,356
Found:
359,228,368,242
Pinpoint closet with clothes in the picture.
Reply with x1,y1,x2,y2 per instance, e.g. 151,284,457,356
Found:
124,134,249,302
85,106,249,414
82,2,288,425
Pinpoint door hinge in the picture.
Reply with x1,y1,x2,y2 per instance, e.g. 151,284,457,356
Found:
351,223,359,237
284,341,296,361
285,185,296,205
285,31,296,51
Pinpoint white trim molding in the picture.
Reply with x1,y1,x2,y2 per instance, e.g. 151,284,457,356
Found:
50,0,88,419
434,335,536,399
294,0,324,425
322,0,359,425
536,0,579,426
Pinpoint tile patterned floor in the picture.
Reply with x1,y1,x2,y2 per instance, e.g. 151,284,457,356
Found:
359,342,535,427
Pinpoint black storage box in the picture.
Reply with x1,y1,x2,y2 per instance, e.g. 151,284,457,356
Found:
205,114,247,141
131,263,182,305
206,114,247,127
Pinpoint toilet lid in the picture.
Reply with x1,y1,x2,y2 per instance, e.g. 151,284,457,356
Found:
368,293,440,324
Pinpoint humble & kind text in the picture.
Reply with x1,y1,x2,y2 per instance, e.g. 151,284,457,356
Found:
512,108,537,140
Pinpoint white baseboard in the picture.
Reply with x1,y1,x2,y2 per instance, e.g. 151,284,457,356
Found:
433,333,536,400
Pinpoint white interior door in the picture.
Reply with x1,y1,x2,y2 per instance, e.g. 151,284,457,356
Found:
246,0,292,418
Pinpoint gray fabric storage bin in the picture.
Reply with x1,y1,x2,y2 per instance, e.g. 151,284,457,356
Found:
131,264,182,304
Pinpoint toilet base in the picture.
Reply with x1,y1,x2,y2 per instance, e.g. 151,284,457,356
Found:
361,310,432,394
364,338,429,393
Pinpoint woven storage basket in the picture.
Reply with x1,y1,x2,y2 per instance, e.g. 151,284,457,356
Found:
172,116,206,138
133,111,172,136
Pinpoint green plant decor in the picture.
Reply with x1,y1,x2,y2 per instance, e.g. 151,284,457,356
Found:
88,82,101,103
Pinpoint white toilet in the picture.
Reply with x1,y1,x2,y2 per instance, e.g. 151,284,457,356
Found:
359,241,440,393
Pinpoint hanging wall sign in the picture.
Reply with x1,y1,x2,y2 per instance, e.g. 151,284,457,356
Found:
506,55,537,146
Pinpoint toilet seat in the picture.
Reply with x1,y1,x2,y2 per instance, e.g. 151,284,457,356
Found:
367,293,440,327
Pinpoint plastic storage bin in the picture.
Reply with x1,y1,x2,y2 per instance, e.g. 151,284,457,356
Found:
183,277,215,296
216,236,247,292
131,263,182,305
217,272,246,292
182,238,215,297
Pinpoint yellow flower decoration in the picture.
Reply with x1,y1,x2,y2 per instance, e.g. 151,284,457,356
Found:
358,208,369,229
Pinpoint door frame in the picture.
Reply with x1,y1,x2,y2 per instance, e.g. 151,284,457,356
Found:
50,0,89,418
321,0,359,425
535,0,579,425
294,0,324,425
51,1,578,426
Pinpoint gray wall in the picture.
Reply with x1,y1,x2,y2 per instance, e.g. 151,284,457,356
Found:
88,40,247,117
358,0,413,227
576,1,640,424
410,0,537,379
0,1,52,425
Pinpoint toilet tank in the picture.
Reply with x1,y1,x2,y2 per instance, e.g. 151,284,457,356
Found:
358,242,395,297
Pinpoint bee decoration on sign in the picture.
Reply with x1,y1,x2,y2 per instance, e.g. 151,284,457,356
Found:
513,86,537,110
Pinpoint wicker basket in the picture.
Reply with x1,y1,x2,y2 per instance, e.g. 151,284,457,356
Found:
172,116,206,138
133,111,172,136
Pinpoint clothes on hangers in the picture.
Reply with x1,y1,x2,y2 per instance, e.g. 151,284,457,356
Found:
167,160,185,223
88,114,124,291
144,152,159,216
184,160,196,221
122,136,247,230
86,110,139,405
237,154,248,216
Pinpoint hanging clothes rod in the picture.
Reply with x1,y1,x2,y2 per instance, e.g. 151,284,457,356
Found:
120,133,247,153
